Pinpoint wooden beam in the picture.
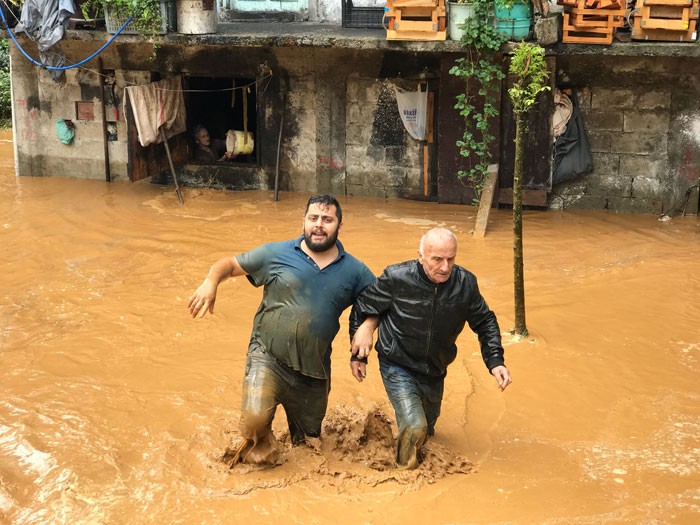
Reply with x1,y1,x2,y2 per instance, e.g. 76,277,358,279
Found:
473,164,499,239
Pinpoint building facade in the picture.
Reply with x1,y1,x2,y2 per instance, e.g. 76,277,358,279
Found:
7,2,700,215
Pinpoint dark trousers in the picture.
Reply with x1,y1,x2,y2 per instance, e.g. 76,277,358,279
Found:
379,359,444,469
240,345,330,446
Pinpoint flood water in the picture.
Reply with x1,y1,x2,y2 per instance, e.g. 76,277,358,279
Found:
1,128,699,524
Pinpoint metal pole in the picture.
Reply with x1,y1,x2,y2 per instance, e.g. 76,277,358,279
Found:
274,88,285,202
159,127,184,205
97,57,111,182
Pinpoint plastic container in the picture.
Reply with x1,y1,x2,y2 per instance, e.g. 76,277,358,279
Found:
105,1,170,35
342,0,385,29
226,130,255,156
494,1,533,41
448,2,476,41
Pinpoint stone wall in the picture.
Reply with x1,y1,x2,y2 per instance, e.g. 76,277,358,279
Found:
345,78,424,198
552,55,700,215
10,36,437,201
11,41,148,182
12,29,700,214
282,74,320,192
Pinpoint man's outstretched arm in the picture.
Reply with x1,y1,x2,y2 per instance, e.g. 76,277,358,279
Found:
188,256,247,318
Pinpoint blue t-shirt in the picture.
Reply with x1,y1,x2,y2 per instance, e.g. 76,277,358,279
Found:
236,235,376,379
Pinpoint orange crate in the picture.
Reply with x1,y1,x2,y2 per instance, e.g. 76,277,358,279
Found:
563,13,614,43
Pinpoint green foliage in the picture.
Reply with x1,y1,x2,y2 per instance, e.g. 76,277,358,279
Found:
81,0,165,34
508,42,550,115
448,0,508,202
0,39,9,71
0,40,11,126
507,42,548,339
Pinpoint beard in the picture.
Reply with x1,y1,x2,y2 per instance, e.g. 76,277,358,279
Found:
303,228,338,253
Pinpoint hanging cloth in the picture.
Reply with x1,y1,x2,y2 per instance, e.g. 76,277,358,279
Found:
15,0,75,52
14,0,75,80
393,85,428,140
124,76,187,147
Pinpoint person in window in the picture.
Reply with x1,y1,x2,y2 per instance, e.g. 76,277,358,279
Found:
192,125,232,162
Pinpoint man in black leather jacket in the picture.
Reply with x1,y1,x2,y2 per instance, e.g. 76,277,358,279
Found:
349,227,511,469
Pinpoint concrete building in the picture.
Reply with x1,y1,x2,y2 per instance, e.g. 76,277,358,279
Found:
5,1,700,215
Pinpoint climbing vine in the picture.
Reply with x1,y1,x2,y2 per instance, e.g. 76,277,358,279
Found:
448,0,509,202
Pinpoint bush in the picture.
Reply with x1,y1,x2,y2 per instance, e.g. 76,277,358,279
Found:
0,39,10,126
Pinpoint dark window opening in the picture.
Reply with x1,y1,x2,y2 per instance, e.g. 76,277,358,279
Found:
185,76,258,166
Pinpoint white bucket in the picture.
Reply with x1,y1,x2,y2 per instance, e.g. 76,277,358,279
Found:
226,130,255,156
448,2,476,41
177,0,218,34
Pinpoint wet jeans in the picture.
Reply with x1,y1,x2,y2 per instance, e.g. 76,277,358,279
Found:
239,344,330,454
379,359,444,469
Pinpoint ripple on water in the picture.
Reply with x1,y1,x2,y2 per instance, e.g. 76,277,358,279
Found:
143,190,263,221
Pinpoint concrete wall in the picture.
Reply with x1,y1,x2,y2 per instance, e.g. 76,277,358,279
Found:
220,0,384,23
10,38,437,199
11,33,700,215
345,78,424,198
553,55,700,215
11,41,147,182
309,0,341,23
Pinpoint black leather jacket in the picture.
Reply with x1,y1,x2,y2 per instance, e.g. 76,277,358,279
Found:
350,260,504,377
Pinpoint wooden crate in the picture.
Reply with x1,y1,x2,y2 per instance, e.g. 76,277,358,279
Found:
632,16,698,39
557,0,624,8
643,0,694,5
639,1,699,30
559,0,624,43
632,0,699,39
385,0,447,40
562,12,614,43
568,6,626,27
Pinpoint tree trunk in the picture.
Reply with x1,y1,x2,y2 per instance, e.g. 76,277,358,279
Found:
513,113,528,336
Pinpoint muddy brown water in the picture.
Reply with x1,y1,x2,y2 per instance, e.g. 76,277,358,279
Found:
1,129,699,524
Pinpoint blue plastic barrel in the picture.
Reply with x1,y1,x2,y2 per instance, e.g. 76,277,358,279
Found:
494,1,533,41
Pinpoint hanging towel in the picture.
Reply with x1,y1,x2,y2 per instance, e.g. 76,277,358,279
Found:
393,85,427,141
124,76,187,147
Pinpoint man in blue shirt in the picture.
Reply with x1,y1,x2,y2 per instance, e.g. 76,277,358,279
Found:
188,195,375,465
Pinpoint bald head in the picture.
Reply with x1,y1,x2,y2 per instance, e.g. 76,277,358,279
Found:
418,228,458,283
419,228,457,257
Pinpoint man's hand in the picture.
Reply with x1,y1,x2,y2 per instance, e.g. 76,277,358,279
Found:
187,257,245,319
351,317,378,359
350,361,366,383
188,278,218,318
491,365,512,391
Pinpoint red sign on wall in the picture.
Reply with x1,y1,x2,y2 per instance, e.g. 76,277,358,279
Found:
76,101,95,121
